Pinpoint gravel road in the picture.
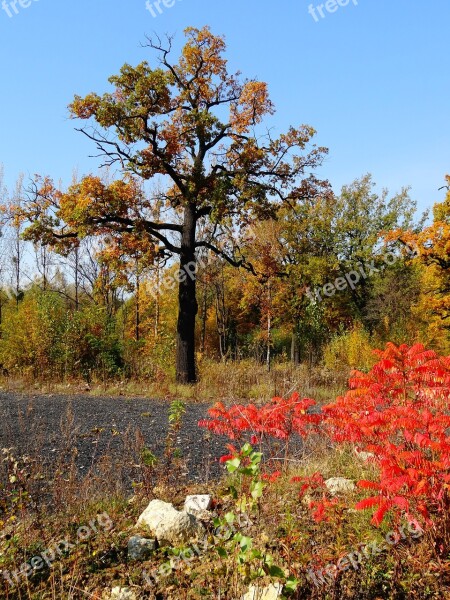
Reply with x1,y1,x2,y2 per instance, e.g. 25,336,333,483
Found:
0,392,227,485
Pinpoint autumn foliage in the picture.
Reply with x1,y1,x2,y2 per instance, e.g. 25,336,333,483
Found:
11,25,330,384
324,343,450,534
199,393,321,443
201,343,450,550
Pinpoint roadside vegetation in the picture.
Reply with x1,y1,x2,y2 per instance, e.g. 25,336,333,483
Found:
1,343,450,598
0,24,449,600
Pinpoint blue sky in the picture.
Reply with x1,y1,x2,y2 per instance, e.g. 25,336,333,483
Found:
1,0,449,214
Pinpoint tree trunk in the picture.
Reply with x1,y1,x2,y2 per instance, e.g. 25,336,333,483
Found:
266,281,272,373
154,262,160,339
201,283,207,354
176,204,198,383
74,247,79,311
291,326,299,365
135,264,140,342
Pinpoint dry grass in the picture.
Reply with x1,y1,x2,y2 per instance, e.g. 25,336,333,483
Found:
0,359,347,406
1,370,447,599
1,403,447,599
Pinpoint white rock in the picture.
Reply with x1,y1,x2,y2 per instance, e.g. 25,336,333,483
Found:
110,587,138,600
301,493,313,506
184,494,212,515
325,477,356,495
241,582,283,600
354,448,375,462
136,499,204,546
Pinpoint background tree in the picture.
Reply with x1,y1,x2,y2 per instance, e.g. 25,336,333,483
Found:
0,166,8,332
8,175,27,308
246,175,419,363
326,174,417,324
401,176,450,351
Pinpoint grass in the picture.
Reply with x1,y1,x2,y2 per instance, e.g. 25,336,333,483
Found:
0,409,447,599
0,365,447,599
1,463,443,598
0,359,347,405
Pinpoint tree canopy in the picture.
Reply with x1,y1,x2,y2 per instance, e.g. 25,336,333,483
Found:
16,26,329,382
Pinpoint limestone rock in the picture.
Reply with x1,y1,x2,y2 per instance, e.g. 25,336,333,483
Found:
136,499,204,546
110,587,138,600
354,447,375,462
301,492,313,506
241,582,283,600
325,477,356,495
184,494,212,515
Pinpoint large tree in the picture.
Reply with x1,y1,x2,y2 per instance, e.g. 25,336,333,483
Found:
18,26,328,382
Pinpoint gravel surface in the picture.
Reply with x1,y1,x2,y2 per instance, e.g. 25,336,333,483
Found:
0,392,227,485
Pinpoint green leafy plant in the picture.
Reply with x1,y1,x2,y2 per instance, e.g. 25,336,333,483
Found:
165,399,186,465
213,445,299,595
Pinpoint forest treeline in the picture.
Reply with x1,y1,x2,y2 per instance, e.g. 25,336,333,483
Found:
0,27,449,385
0,166,448,385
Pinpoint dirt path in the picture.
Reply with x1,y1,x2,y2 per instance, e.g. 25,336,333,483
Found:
0,392,226,484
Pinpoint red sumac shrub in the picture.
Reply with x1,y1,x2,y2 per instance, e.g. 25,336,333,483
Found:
199,393,320,442
323,343,450,534
200,343,450,551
